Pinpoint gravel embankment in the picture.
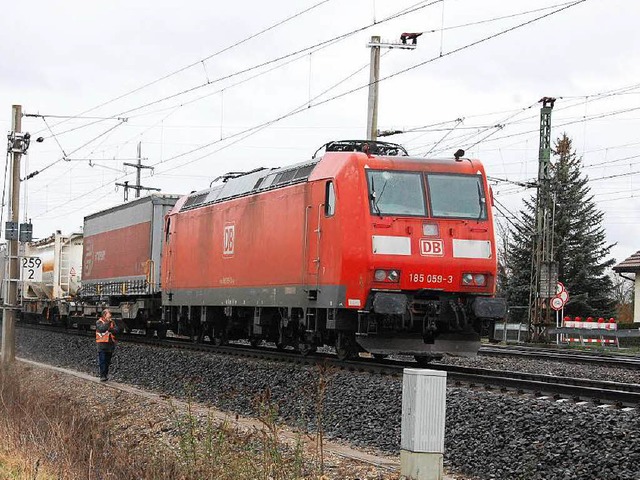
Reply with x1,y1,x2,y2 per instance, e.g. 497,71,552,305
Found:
9,327,640,480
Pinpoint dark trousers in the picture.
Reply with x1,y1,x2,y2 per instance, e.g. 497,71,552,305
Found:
98,350,114,378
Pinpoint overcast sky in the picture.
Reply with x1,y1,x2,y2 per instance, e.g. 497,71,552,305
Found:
1,0,639,271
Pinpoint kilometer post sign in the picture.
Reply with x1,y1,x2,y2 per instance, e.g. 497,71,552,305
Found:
21,256,43,282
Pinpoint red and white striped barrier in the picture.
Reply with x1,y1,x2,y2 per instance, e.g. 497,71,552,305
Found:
561,317,618,346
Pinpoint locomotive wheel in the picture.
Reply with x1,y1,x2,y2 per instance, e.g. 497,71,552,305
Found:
414,355,435,366
298,343,317,357
191,326,205,344
249,337,261,348
211,331,227,346
335,333,356,361
156,327,167,340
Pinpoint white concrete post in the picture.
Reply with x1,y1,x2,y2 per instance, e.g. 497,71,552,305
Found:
401,368,447,480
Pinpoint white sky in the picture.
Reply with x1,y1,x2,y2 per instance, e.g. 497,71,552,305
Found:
1,0,639,268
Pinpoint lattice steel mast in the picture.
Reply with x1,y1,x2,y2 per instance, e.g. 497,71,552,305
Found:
528,97,556,341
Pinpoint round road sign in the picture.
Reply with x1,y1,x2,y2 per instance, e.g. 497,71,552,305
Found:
550,297,564,311
555,282,566,295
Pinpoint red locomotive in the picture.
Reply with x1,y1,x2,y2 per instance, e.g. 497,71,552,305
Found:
160,141,506,362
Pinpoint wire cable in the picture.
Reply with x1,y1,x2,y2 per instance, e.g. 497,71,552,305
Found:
147,0,587,174
29,0,588,220
43,0,441,140
33,0,334,136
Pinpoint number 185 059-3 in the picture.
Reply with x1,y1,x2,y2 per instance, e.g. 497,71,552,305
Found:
409,273,453,284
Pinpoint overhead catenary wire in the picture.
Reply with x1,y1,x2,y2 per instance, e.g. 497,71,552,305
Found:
27,121,126,181
29,0,589,221
493,197,534,235
30,39,393,218
422,0,578,35
42,0,443,141
145,0,588,174
32,0,335,137
417,82,640,156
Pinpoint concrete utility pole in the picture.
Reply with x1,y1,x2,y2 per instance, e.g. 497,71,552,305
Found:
528,97,556,342
366,35,418,141
2,105,25,366
366,36,381,141
116,142,160,201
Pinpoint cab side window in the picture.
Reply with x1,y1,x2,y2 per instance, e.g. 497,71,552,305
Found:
325,181,336,217
165,218,171,243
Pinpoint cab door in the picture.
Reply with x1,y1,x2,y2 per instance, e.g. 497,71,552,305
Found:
303,180,336,297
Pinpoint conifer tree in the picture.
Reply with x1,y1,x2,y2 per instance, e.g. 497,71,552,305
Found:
501,134,616,318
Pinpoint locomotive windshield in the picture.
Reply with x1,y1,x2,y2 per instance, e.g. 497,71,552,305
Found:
426,173,487,219
367,170,426,216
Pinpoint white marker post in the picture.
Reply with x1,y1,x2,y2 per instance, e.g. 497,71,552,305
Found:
401,368,447,480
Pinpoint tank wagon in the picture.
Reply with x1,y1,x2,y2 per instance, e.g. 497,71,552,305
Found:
161,141,506,362
20,231,83,324
76,194,179,331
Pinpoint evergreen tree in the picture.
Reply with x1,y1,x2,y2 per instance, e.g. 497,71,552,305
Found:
501,134,616,318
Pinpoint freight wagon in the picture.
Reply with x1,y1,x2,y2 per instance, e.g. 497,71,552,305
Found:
20,231,83,325
75,194,180,331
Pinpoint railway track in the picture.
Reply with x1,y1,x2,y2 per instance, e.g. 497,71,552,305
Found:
15,323,640,407
479,343,640,369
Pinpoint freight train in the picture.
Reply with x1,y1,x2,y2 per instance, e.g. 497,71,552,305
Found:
10,140,506,362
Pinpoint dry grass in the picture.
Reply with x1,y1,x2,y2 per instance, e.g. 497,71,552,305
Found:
0,363,330,479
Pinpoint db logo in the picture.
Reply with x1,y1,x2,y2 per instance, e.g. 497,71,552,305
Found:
223,224,235,256
420,239,444,256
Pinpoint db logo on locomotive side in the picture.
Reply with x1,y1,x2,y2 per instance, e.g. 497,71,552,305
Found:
223,224,235,256
420,239,444,256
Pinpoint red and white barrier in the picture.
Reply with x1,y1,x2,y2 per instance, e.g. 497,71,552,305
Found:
561,317,618,346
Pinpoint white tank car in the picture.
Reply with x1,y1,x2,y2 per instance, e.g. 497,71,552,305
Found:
21,231,83,322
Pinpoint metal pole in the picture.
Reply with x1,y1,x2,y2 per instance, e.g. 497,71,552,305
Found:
135,142,141,198
528,97,555,342
2,105,22,366
366,36,380,141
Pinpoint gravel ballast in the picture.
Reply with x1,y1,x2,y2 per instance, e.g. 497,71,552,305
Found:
9,327,640,480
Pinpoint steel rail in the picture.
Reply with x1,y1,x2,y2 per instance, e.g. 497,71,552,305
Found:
479,344,640,369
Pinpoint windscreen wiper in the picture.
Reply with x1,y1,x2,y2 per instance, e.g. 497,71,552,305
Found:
477,181,485,220
373,180,388,218
370,177,382,217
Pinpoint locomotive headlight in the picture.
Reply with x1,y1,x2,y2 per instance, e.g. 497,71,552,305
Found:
374,269,401,283
374,269,388,282
462,273,473,285
387,270,400,282
473,274,486,286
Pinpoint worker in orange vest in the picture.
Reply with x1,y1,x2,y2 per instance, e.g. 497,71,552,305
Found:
96,308,119,381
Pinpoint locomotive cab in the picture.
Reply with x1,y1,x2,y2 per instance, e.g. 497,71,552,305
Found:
314,141,507,360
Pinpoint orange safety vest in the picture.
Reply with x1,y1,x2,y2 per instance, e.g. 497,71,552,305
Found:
96,319,117,344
